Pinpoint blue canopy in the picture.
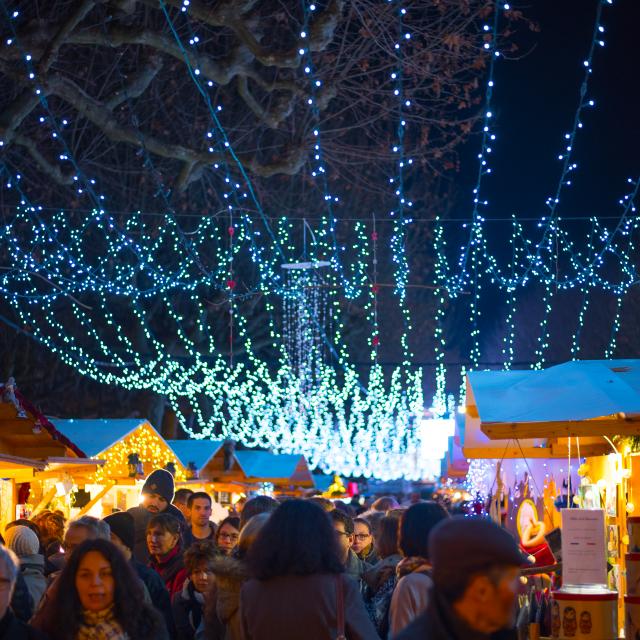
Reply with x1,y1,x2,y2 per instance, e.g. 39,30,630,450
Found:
49,418,153,457
468,359,640,424
167,439,224,471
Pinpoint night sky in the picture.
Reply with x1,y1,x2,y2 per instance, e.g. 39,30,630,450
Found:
458,0,640,222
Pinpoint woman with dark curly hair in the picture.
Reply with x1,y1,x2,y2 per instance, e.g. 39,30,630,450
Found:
240,499,377,640
31,538,168,640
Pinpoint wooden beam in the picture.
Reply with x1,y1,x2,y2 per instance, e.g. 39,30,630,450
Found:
76,482,115,517
29,487,56,518
481,419,640,441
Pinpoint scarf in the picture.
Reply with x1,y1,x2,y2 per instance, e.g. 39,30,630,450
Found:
396,555,431,578
77,606,129,640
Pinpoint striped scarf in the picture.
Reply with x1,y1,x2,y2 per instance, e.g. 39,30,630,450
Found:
77,607,129,640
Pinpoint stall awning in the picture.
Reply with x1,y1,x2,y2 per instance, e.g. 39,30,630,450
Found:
234,450,314,487
167,439,224,473
468,359,640,440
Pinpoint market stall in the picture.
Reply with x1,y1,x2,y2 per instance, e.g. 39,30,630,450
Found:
50,418,186,516
234,449,314,496
168,438,253,507
464,359,640,638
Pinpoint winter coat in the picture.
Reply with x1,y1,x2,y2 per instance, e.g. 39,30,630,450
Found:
0,609,47,640
388,557,432,638
240,573,378,640
149,543,189,600
11,571,33,622
358,545,379,566
19,554,46,609
206,554,250,640
172,579,205,640
128,504,186,564
363,554,401,638
345,549,371,590
133,559,175,638
393,591,517,640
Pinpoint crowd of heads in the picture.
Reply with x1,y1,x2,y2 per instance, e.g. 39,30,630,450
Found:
0,471,527,640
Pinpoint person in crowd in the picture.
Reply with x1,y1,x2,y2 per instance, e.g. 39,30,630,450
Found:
352,518,377,565
307,496,334,512
174,489,195,521
330,509,369,586
215,517,240,556
147,512,188,598
32,538,168,640
63,516,111,558
173,541,218,640
371,496,399,513
388,501,448,637
363,514,403,637
103,511,174,637
40,513,65,559
4,525,46,608
0,546,46,639
395,517,525,640
239,495,278,529
202,512,270,640
240,499,377,640
333,502,356,519
184,492,216,547
128,469,186,563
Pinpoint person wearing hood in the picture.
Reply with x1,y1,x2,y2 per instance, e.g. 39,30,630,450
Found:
4,525,46,609
388,502,448,638
104,511,174,637
173,541,218,640
200,512,270,640
0,546,46,640
128,468,186,563
394,517,525,640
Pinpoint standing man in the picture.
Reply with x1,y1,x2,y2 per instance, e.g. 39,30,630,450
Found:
183,492,216,548
330,509,370,587
128,468,185,563
395,517,526,640
173,488,194,520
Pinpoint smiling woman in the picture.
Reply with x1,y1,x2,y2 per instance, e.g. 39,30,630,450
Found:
31,538,168,640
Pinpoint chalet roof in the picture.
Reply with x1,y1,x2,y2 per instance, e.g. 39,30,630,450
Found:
167,439,224,471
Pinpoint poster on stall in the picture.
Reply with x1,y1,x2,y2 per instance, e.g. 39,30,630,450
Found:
561,508,607,587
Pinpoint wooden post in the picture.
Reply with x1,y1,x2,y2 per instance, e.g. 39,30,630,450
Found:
29,487,57,519
77,482,115,517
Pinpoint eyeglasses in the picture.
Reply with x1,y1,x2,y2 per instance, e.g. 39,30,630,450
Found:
353,534,371,541
334,529,351,538
218,533,239,541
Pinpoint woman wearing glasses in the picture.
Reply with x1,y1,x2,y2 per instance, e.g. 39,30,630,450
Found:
215,517,241,556
352,518,378,565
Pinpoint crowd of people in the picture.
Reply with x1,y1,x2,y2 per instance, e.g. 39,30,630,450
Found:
0,468,527,639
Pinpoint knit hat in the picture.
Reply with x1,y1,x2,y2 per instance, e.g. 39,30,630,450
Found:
141,468,175,504
103,512,135,551
429,516,530,598
5,525,39,557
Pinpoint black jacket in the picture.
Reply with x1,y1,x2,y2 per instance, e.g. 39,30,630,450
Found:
11,572,33,622
133,559,175,638
394,592,517,640
0,609,47,640
128,504,186,563
172,579,204,640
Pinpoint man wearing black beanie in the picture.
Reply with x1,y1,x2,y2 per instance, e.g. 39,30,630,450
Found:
104,511,175,637
127,469,185,563
394,517,526,640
